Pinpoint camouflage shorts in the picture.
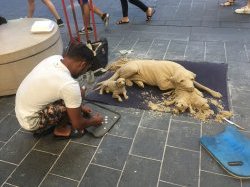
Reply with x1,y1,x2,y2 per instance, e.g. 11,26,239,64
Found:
35,100,67,132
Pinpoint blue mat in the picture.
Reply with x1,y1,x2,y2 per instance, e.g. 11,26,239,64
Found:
200,126,250,178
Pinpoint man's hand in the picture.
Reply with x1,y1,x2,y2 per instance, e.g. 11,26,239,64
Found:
90,113,104,126
81,105,92,114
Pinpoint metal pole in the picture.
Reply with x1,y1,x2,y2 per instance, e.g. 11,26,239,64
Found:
61,0,74,42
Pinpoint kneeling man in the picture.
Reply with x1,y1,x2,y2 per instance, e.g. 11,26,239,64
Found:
15,43,103,138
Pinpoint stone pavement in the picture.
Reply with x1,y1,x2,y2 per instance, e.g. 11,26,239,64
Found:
1,0,250,186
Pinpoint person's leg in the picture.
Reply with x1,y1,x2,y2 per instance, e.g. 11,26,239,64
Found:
27,0,35,18
128,0,148,12
235,0,250,14
41,0,64,26
92,5,109,26
41,0,61,19
33,100,70,137
128,0,155,21
79,2,93,34
117,0,129,24
220,0,235,6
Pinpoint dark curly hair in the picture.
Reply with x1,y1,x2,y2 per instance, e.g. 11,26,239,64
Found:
65,42,94,66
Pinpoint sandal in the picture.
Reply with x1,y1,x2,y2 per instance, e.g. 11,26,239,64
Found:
220,0,235,6
146,8,155,22
116,20,129,25
33,126,56,138
54,127,85,140
235,6,250,14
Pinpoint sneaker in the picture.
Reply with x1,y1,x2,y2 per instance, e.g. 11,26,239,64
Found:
101,13,109,27
56,19,64,27
79,27,93,35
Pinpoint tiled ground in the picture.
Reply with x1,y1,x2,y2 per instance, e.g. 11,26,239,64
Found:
1,0,250,186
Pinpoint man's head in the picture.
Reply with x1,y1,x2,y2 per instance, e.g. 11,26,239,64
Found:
63,43,94,79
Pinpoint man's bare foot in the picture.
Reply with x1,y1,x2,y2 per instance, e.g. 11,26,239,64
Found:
54,124,85,138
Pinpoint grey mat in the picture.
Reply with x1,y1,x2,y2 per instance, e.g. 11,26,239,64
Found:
85,102,120,138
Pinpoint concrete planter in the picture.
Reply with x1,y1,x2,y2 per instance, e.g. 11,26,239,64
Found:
0,18,63,96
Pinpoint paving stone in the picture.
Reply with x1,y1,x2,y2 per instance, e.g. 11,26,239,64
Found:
0,131,38,164
157,0,180,6
146,39,170,60
130,40,153,59
164,40,187,61
153,5,177,20
160,146,199,187
140,110,170,131
205,41,226,63
225,42,248,63
108,107,143,139
221,22,250,29
175,4,191,20
190,27,250,42
72,133,101,147
228,62,250,90
201,21,220,27
131,127,167,160
107,37,124,51
0,96,15,105
119,155,161,187
167,20,201,27
200,171,241,187
171,114,201,124
158,181,182,187
51,142,95,181
0,104,14,121
92,135,132,170
231,88,250,108
7,150,57,187
167,120,201,151
115,36,139,52
190,2,206,19
0,142,4,149
34,134,69,155
0,115,20,142
185,41,205,62
40,174,78,187
232,106,250,131
2,183,16,187
244,43,250,62
0,161,16,185
79,164,120,187
159,26,191,41
201,121,227,137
